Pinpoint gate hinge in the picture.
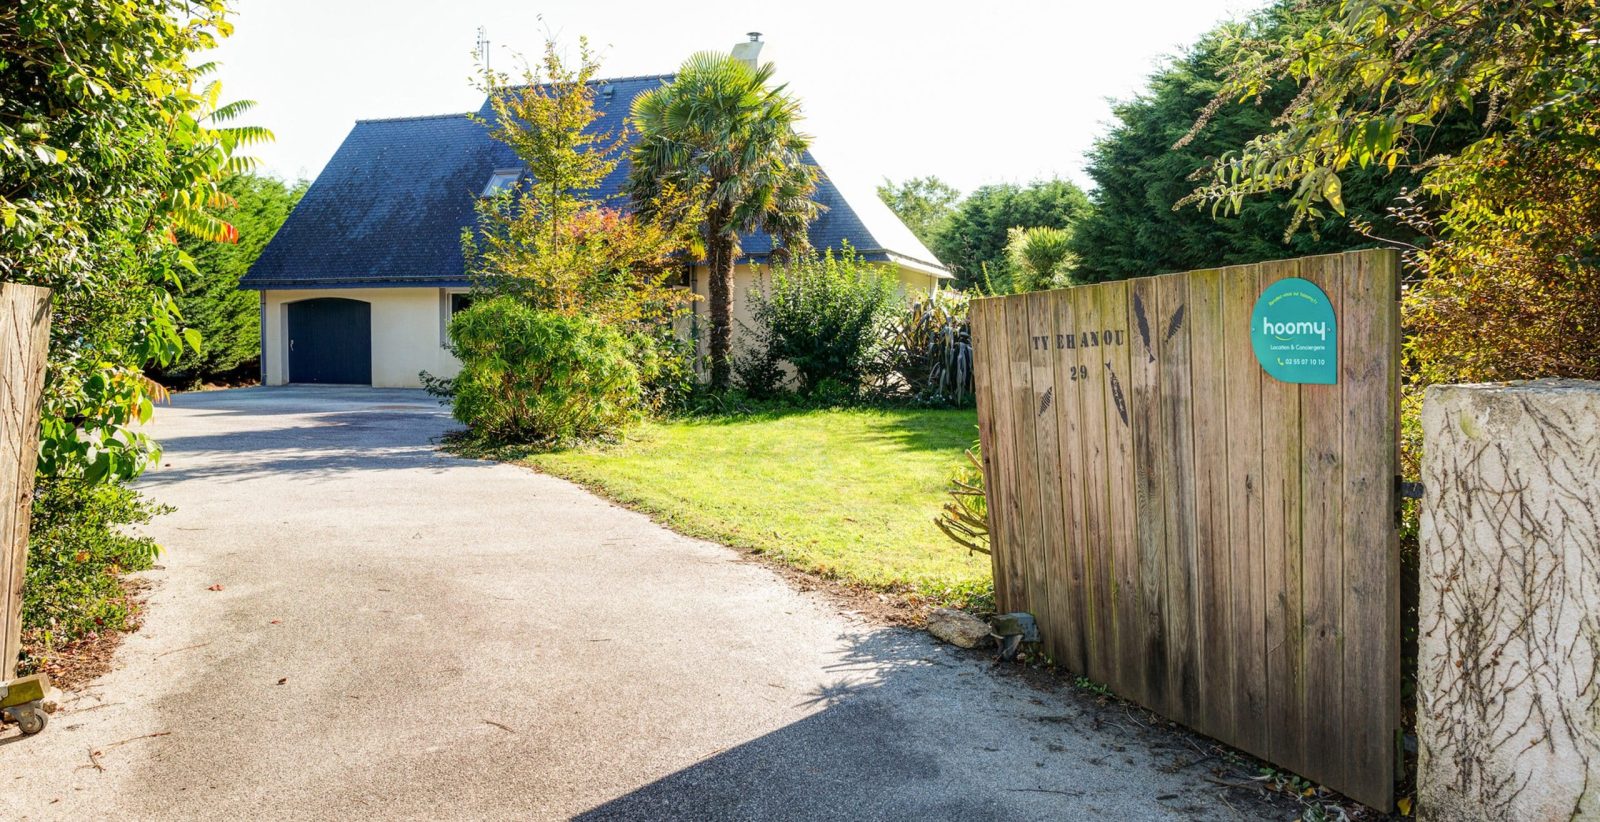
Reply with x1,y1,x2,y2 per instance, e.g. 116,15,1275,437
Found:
1396,478,1425,500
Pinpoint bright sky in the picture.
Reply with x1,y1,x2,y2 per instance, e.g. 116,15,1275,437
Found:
210,0,1266,196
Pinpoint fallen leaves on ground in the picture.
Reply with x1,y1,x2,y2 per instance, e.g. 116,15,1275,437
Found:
19,580,149,690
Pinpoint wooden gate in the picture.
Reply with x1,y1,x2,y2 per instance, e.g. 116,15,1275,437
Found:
971,250,1399,810
1,283,52,681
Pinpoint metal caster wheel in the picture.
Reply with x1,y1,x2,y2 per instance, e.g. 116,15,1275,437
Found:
1,674,52,736
15,706,45,735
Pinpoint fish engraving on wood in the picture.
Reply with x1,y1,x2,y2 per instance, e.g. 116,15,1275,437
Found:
1105,362,1129,427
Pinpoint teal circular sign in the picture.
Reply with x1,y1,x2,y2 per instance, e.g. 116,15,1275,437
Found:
1250,277,1338,385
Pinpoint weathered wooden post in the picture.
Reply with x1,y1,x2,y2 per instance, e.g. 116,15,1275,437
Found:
0,283,52,682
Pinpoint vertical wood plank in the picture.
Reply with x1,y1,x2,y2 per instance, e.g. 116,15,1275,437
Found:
1006,295,1046,620
1259,257,1306,772
970,299,1011,609
1,283,53,681
1099,281,1143,704
1298,254,1347,789
1052,288,1090,674
1155,272,1202,726
1341,250,1400,809
1027,291,1072,667
1075,284,1116,685
1187,267,1233,740
985,298,1027,612
993,297,1030,612
1127,274,1170,712
1221,263,1270,756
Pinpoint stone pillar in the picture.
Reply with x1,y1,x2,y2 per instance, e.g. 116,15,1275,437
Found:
1418,380,1600,821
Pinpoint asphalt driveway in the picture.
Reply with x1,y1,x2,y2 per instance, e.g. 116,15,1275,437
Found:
0,387,1267,820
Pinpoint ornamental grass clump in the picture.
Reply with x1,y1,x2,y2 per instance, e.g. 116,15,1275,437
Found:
874,290,975,406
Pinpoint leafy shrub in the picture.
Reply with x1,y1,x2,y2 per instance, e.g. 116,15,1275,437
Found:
6,0,263,490
743,246,897,397
21,479,167,669
1401,135,1600,387
634,329,699,414
732,340,786,399
873,291,975,406
449,296,644,442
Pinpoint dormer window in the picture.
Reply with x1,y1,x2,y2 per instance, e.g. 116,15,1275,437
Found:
482,169,521,196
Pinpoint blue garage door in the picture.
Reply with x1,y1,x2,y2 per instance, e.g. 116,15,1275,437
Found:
286,298,371,385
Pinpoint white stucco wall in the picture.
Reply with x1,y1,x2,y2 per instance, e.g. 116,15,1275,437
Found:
262,287,462,389
260,262,942,389
1418,379,1600,821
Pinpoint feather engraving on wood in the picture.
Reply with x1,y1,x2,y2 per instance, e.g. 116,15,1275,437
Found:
1165,304,1186,343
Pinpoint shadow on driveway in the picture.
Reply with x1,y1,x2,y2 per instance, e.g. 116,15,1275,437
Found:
571,629,1251,821
139,386,480,486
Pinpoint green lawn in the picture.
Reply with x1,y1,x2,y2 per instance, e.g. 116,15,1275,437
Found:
525,406,992,606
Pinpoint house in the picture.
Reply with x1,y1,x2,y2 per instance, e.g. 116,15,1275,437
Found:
241,54,950,387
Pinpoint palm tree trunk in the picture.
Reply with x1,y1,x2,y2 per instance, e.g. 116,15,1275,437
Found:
706,233,735,389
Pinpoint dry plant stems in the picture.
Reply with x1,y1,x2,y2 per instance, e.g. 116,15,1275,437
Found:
936,445,990,555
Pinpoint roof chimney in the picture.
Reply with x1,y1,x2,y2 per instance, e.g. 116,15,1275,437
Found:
731,32,763,69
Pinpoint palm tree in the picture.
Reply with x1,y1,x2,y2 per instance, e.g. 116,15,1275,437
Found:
1004,226,1079,293
627,52,819,389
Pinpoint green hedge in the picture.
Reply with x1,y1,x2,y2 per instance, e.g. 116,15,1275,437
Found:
448,297,644,442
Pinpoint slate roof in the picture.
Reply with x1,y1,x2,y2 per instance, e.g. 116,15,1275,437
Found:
242,74,948,290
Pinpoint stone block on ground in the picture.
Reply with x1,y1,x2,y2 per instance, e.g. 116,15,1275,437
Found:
926,607,991,649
